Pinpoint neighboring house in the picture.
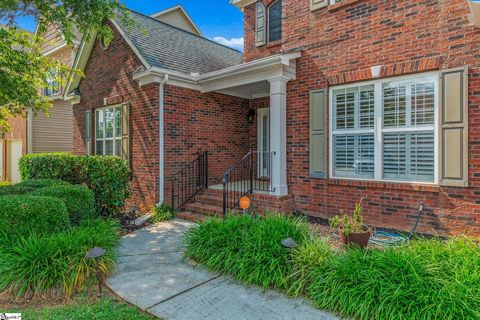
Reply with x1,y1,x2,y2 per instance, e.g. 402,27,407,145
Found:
68,1,480,236
27,23,81,154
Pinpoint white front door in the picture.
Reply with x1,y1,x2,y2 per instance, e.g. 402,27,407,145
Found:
257,108,270,178
7,140,22,183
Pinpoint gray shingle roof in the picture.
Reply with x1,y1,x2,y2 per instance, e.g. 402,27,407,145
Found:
116,10,244,75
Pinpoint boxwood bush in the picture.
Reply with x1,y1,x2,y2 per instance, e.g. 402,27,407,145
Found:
29,185,96,225
19,153,131,216
0,219,120,297
0,179,70,196
0,195,71,240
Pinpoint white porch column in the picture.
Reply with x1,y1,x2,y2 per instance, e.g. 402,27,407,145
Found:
268,76,289,196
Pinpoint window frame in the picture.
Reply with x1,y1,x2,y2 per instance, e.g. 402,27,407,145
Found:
44,67,62,97
94,105,122,157
267,0,282,43
328,72,440,185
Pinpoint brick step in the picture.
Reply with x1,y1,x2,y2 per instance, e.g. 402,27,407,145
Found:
194,193,224,207
183,202,224,217
176,211,207,222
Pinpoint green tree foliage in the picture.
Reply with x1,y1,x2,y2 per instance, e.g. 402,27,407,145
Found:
0,0,130,132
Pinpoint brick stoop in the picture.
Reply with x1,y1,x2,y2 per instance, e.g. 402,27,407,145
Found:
177,188,295,222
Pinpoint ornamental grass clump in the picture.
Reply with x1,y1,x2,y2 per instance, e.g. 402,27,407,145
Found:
0,219,120,298
183,214,309,290
306,237,480,320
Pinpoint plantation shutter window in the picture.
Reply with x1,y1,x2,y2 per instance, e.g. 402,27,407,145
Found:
85,111,92,155
310,90,327,178
311,0,328,11
268,0,282,43
255,3,266,46
440,67,468,187
330,72,439,184
94,105,124,157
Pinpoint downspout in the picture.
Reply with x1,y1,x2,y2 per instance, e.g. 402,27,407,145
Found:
158,74,169,205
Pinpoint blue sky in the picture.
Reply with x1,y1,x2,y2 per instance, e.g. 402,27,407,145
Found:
9,0,245,50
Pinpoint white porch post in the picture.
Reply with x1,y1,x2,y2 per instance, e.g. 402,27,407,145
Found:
268,76,289,196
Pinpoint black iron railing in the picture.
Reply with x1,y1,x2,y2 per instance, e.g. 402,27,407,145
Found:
171,151,208,210
223,151,273,215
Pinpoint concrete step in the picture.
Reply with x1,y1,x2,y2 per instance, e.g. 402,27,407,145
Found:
184,202,224,217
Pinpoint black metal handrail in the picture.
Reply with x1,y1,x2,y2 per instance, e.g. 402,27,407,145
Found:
223,150,273,215
171,151,208,210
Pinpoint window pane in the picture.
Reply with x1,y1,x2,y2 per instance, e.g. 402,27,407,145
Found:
115,139,122,157
95,140,104,155
411,83,435,126
96,110,104,139
334,89,355,129
410,132,434,181
115,107,122,137
105,140,114,156
359,85,375,128
334,134,374,178
383,84,406,127
268,0,282,42
105,108,114,138
383,131,434,182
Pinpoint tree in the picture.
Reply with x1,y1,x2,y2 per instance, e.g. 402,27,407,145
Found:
0,0,130,132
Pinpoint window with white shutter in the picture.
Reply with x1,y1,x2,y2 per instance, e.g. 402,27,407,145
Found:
330,73,439,183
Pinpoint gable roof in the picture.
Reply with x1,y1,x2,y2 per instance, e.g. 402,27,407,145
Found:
150,5,203,36
116,9,243,75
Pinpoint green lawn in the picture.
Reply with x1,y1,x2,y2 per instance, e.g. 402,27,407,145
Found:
4,296,156,320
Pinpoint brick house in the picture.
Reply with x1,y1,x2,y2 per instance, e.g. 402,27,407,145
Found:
69,1,480,236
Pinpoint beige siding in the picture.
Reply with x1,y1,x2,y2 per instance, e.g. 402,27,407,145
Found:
40,24,66,53
32,100,73,153
153,10,200,35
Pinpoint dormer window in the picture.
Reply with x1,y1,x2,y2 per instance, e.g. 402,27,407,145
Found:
255,0,282,46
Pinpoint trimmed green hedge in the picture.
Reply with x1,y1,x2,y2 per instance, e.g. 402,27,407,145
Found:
30,185,95,225
19,153,131,216
0,179,70,196
0,195,71,240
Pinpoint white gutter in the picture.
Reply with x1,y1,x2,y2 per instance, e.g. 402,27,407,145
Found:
27,110,33,154
469,0,480,27
158,74,169,205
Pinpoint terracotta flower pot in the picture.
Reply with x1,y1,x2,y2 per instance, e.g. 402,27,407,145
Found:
339,226,371,249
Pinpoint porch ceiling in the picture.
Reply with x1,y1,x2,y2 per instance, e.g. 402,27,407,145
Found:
216,81,270,99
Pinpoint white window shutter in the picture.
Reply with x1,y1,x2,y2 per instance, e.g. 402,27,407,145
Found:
256,3,266,46
311,0,328,11
310,90,327,178
121,103,130,161
440,67,468,187
85,111,92,155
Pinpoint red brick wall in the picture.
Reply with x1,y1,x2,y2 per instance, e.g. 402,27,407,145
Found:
163,85,253,202
73,22,160,211
244,0,480,236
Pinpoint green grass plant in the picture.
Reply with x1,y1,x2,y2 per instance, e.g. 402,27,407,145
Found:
184,213,309,289
152,203,176,223
0,219,121,297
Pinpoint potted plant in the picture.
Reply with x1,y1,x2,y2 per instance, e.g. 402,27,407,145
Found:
330,198,371,248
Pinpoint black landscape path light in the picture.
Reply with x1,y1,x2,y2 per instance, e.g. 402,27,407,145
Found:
86,247,106,296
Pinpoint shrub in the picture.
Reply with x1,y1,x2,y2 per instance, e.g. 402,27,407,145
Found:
0,195,70,240
30,185,96,225
0,179,70,196
19,153,131,216
307,238,480,320
0,181,10,187
184,214,309,289
0,219,120,297
152,203,175,223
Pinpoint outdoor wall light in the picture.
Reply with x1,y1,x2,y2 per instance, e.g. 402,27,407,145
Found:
281,237,298,249
247,108,256,124
86,247,106,296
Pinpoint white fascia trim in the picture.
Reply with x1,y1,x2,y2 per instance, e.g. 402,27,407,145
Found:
469,0,480,27
42,43,68,56
230,0,258,11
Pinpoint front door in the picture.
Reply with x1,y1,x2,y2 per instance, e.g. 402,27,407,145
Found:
257,108,270,178
7,140,22,183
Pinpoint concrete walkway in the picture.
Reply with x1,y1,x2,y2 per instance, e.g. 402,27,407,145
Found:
107,219,339,320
